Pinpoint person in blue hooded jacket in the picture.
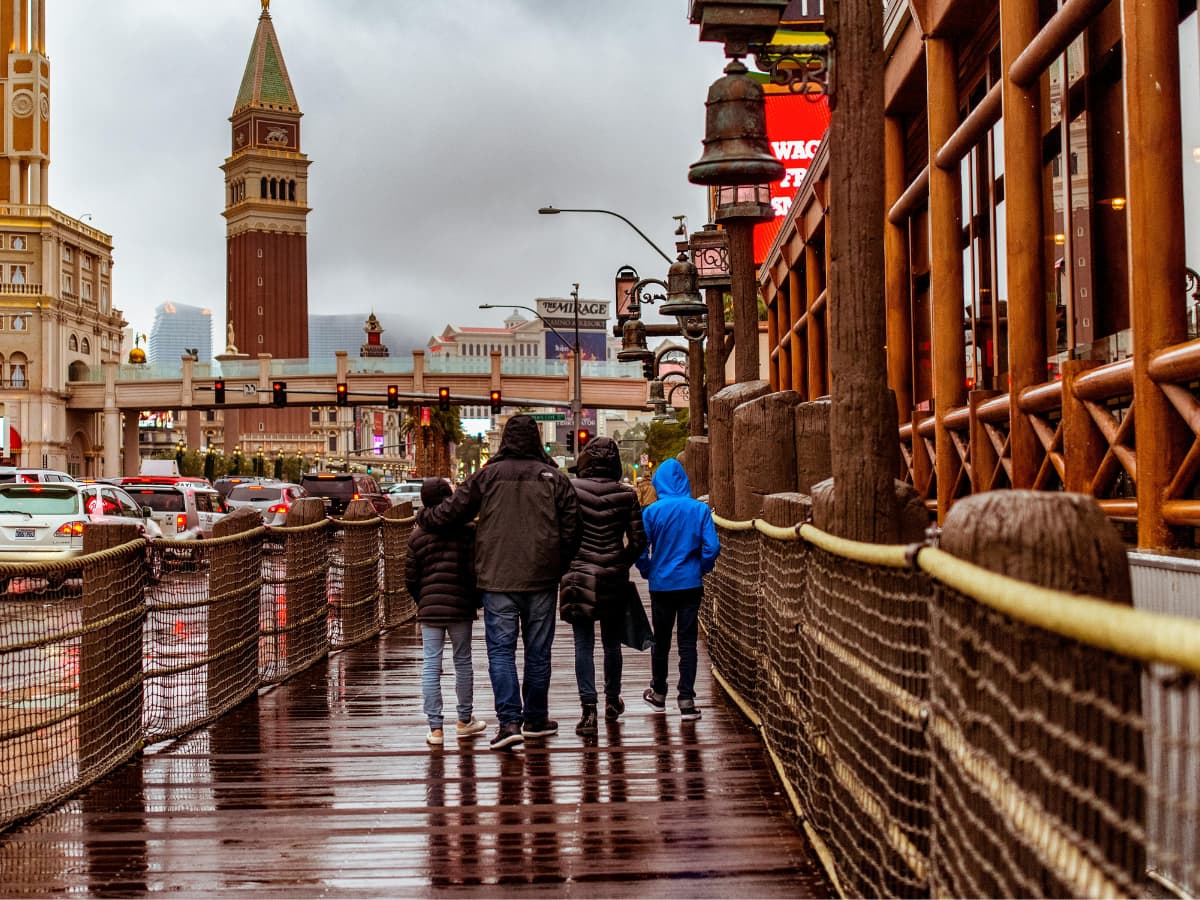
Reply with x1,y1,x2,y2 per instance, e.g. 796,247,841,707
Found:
634,457,720,721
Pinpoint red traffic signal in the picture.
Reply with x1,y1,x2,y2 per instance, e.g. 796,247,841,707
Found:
438,386,450,412
387,385,399,409
213,378,225,404
336,382,349,407
577,428,591,450
271,380,287,407
490,390,502,415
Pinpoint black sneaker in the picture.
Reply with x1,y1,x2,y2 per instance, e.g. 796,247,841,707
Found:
521,719,559,738
679,701,702,722
489,722,524,750
643,688,666,712
576,705,598,736
604,695,625,721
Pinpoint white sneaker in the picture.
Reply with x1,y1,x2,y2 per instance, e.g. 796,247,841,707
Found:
426,727,444,746
456,717,486,739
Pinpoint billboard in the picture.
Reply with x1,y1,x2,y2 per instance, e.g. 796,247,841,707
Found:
544,330,607,363
753,91,832,263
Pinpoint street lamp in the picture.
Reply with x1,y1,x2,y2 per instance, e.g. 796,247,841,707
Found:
480,288,584,453
538,206,675,264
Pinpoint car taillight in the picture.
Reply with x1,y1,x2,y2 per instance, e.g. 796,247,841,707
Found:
176,513,188,531
55,521,86,537
268,503,288,515
352,493,361,501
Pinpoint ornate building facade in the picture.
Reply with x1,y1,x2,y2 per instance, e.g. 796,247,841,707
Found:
0,0,125,476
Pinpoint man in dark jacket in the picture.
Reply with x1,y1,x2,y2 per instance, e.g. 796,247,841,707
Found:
405,478,486,746
560,436,646,736
636,458,720,721
417,415,580,750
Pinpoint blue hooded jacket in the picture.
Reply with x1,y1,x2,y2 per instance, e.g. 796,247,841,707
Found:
635,458,720,592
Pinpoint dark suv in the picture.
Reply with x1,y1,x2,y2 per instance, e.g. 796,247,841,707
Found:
298,472,390,516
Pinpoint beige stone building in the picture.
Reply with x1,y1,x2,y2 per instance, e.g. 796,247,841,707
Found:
0,1,125,476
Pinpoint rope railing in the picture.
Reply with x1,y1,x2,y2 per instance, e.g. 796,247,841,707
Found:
0,512,417,833
706,511,1200,898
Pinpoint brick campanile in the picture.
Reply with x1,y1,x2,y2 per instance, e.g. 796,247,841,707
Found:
222,0,310,437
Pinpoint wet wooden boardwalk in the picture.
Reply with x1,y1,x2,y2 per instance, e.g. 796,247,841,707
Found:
0,620,832,897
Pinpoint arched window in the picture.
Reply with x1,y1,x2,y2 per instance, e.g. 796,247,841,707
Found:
9,352,28,388
68,360,89,381
80,338,90,354
270,178,278,200
260,177,267,198
288,180,296,201
69,334,78,351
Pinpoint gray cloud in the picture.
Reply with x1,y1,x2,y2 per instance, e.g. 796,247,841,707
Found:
47,1,727,349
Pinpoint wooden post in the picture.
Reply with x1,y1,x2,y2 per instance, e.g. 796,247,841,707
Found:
381,503,416,626
1061,360,1104,495
729,220,760,383
683,436,710,498
999,0,1047,490
794,398,833,495
80,523,143,775
709,381,771,519
968,390,1004,493
688,337,706,437
777,275,792,393
789,268,807,396
284,497,329,671
208,508,262,717
927,37,966,523
733,390,805,519
805,243,826,398
704,286,727,399
884,115,913,423
767,298,780,390
339,499,381,645
1122,0,1188,549
824,0,899,542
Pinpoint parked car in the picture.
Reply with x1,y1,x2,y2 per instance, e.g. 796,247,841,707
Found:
120,482,229,540
0,482,89,591
0,467,77,484
213,475,277,499
383,480,423,509
298,472,390,516
79,483,164,539
225,482,308,526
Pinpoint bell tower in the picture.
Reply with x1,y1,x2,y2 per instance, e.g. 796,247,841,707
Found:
223,0,310,436
0,0,50,204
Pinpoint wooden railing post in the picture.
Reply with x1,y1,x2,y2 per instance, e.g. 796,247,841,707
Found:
381,503,415,627
340,500,381,645
709,381,771,519
284,497,329,671
733,391,804,520
968,389,1004,493
207,509,262,718
1061,360,1104,495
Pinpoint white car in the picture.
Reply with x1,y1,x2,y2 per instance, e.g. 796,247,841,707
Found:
79,483,165,540
120,483,229,540
225,482,307,526
0,482,89,591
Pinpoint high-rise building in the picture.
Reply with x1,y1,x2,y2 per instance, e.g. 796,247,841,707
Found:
222,0,310,437
0,1,125,475
148,302,213,364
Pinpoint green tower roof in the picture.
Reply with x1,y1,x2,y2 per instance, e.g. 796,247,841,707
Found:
234,7,299,114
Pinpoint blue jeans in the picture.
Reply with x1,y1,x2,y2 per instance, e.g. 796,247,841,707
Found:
482,590,557,726
422,621,474,730
572,607,624,705
650,588,701,702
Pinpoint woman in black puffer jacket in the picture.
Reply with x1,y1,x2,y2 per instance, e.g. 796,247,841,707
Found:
405,478,485,745
560,436,646,735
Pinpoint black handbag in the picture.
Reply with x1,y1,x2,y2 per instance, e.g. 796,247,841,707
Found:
619,581,654,651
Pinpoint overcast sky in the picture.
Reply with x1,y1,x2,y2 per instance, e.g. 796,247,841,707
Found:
45,0,727,352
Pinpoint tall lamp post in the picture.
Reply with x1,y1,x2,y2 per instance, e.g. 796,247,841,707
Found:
538,207,675,265
480,289,583,454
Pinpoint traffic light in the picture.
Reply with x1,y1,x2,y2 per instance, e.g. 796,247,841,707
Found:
336,382,348,407
577,428,591,450
213,378,225,404
566,430,575,453
271,380,287,407
438,386,450,412
386,385,399,409
490,390,502,415
544,442,552,454
642,359,654,380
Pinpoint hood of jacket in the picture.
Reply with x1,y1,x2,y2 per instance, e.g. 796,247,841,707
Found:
575,436,622,481
420,477,452,508
490,414,554,464
652,457,691,499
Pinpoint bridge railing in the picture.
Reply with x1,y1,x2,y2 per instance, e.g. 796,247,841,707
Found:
706,514,1200,899
0,512,416,833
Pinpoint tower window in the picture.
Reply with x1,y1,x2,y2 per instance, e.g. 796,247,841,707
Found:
261,177,267,198
289,180,296,201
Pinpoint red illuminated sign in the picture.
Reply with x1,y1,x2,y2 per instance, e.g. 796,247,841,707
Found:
753,93,832,264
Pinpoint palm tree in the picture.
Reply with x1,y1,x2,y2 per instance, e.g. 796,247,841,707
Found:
401,407,464,479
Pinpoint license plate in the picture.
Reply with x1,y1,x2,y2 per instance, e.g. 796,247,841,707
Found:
14,528,35,539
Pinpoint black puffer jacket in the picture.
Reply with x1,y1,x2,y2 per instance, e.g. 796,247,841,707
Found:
405,478,478,625
417,415,581,592
559,437,645,624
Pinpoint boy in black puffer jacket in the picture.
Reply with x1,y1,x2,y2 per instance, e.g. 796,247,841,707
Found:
405,478,486,746
561,436,646,736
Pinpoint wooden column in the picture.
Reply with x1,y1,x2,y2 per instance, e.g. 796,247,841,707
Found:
1122,0,1188,548
688,337,705,436
789,268,807,396
776,276,792,391
928,37,967,523
340,500,381,645
999,0,1047,489
729,220,760,383
284,497,330,670
208,509,262,717
767,296,781,390
884,115,914,423
1061,360,1104,494
805,243,826,397
704,286,727,398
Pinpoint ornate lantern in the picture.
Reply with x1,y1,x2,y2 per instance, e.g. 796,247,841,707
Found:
689,60,785,187
660,253,707,318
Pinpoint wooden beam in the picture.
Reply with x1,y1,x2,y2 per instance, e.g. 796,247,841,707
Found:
885,115,914,421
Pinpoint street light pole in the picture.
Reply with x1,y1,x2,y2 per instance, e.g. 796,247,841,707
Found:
538,206,675,264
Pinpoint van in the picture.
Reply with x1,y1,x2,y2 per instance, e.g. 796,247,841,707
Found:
121,482,229,539
298,472,390,516
139,459,181,477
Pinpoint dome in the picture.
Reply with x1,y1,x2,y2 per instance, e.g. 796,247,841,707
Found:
128,346,147,364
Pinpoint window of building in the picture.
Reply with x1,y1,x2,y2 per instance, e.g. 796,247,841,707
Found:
11,236,24,251
81,255,91,271
82,282,92,301
62,245,72,263
328,435,337,452
100,260,107,274
101,287,108,310
10,266,26,284
12,315,26,331
311,408,321,424
62,274,73,294
69,334,78,351
9,353,27,388
80,337,90,354
327,409,337,423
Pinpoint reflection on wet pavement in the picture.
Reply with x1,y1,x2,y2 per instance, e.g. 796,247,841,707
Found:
0,621,832,896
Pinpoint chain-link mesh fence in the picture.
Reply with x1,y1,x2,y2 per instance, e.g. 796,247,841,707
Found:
0,509,415,834
708,512,1200,899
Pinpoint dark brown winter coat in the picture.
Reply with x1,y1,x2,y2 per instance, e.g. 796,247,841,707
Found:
405,478,478,626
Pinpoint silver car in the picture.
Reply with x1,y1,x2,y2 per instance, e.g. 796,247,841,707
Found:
225,482,307,526
0,482,88,591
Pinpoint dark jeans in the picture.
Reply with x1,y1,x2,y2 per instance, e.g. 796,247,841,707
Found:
482,590,556,726
649,587,702,702
572,603,624,705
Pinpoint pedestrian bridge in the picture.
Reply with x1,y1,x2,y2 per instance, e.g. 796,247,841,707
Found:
65,349,654,415
0,500,1197,897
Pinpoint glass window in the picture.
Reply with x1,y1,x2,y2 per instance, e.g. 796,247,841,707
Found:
69,334,78,351
11,236,24,251
12,315,26,330
82,282,92,300
11,266,25,284
10,362,26,387
62,245,72,262
62,274,73,293
81,338,90,354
